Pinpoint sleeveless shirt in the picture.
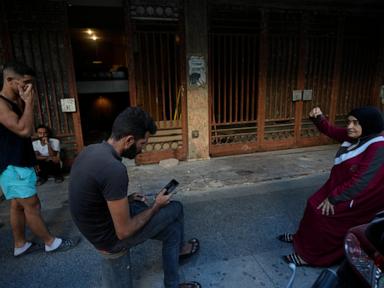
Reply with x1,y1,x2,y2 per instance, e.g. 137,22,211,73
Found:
0,95,36,174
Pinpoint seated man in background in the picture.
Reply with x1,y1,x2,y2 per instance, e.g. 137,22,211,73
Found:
32,125,64,185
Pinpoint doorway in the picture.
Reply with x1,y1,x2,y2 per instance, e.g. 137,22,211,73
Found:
68,6,130,145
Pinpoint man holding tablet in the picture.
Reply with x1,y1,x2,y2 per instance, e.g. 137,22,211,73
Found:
69,107,200,288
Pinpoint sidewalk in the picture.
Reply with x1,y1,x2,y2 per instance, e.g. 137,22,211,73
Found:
126,144,336,196
0,145,338,288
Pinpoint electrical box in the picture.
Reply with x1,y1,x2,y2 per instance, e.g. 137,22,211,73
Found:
303,90,313,101
292,90,302,101
60,98,76,112
192,130,199,138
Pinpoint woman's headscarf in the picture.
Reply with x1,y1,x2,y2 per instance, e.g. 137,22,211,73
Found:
348,106,384,137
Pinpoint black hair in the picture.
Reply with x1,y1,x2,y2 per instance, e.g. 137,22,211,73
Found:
36,124,50,136
2,61,36,78
111,107,157,140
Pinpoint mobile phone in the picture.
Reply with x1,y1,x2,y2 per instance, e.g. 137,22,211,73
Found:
163,179,179,195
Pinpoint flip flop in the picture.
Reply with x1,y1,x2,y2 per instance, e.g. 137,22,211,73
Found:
277,233,294,243
179,238,200,261
14,242,43,257
178,281,202,288
282,253,308,267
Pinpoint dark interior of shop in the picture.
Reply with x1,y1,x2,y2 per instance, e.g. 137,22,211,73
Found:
68,6,130,145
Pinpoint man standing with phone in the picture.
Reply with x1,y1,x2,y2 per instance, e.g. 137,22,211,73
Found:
0,61,78,256
69,107,200,288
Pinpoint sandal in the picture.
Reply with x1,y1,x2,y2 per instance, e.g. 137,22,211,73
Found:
179,238,200,261
282,253,308,267
179,281,202,288
277,233,294,243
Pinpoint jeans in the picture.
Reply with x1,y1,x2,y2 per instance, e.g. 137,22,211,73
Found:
106,200,184,288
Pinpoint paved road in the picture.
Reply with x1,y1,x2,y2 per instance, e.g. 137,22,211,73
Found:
0,145,339,288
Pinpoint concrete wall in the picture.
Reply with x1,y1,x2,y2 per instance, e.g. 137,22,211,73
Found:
184,0,210,160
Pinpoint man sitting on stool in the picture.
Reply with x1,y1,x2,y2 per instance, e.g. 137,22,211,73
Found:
32,125,64,185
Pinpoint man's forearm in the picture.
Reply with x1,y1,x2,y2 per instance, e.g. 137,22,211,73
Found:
47,145,58,157
36,155,49,161
120,204,160,239
19,101,34,136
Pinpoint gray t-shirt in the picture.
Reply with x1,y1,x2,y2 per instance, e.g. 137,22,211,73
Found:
69,141,128,251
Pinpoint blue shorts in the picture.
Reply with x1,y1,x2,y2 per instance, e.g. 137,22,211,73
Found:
0,165,37,200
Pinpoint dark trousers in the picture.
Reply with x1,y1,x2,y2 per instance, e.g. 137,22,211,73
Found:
102,200,184,288
36,160,61,179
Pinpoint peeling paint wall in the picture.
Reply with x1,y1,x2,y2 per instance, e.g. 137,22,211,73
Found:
185,0,210,160
187,88,210,160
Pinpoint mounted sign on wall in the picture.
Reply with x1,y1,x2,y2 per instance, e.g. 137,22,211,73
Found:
292,90,302,101
291,90,313,101
303,89,313,101
60,98,77,112
188,56,206,87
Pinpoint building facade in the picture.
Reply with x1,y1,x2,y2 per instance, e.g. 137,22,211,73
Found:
1,0,384,166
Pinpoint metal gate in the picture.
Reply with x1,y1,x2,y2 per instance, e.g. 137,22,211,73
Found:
335,14,383,126
209,6,260,156
209,5,384,157
126,2,187,163
300,13,338,142
263,10,301,146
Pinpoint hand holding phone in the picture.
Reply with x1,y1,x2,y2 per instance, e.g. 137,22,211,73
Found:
162,179,179,195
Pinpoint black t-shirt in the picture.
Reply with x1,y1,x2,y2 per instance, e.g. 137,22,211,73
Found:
68,142,128,251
